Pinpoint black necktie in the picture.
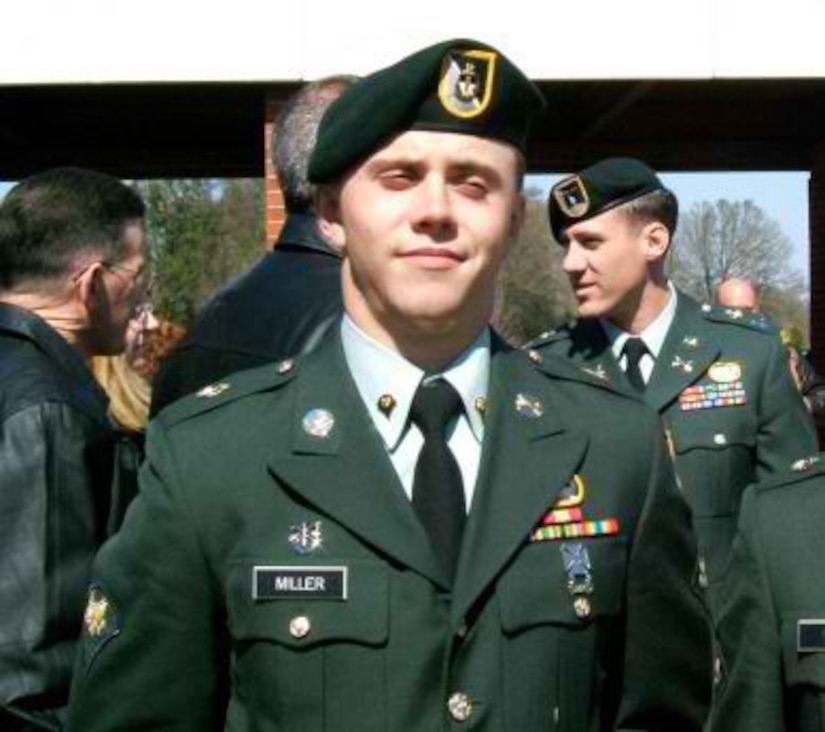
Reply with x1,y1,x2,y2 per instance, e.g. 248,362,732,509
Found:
410,379,466,582
622,338,648,392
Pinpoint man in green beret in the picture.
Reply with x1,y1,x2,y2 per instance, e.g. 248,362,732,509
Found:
68,45,710,731
536,157,817,614
710,457,825,732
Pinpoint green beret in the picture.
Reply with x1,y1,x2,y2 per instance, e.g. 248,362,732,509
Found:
548,157,665,241
308,38,545,184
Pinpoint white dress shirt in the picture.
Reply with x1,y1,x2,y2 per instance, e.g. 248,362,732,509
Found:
600,282,678,384
340,316,488,510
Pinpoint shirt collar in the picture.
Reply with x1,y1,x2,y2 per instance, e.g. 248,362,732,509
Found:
601,281,678,360
340,315,489,450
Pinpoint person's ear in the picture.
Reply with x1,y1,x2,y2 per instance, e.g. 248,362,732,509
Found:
644,222,670,261
508,194,526,240
74,262,105,312
316,187,347,254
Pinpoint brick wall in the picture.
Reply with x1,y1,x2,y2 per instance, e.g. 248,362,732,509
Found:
810,145,825,372
264,96,286,245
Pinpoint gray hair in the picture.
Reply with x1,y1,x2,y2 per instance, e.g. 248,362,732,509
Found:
272,75,358,215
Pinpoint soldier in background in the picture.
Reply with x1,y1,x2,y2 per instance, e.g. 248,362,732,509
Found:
535,157,817,614
150,76,355,415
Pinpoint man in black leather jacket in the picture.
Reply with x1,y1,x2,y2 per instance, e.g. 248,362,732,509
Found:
0,168,148,731
150,76,356,415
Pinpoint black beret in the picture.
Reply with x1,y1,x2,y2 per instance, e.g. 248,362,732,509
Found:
548,157,665,241
308,38,545,184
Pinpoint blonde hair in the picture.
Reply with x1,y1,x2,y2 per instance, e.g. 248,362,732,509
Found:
92,354,151,432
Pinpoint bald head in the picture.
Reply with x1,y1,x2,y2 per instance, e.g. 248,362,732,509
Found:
716,279,758,310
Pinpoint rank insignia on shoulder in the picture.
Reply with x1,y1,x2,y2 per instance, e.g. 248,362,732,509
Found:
792,456,820,472
196,382,230,398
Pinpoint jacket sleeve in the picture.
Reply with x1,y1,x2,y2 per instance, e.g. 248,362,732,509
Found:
616,427,714,731
710,487,784,732
67,421,228,732
0,403,112,732
756,336,819,477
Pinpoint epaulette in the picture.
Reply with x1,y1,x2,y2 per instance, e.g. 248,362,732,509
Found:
699,303,779,335
752,454,825,496
157,357,299,429
522,324,574,350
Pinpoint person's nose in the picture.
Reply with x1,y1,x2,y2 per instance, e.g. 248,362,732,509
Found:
412,177,455,239
562,241,586,275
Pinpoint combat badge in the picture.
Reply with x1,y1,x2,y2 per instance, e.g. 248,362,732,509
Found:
708,361,743,383
561,542,594,619
438,48,496,119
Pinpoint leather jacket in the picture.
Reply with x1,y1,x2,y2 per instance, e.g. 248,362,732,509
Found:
150,213,343,415
0,304,127,731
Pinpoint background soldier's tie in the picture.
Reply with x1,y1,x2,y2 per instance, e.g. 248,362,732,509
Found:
410,379,466,582
622,337,649,392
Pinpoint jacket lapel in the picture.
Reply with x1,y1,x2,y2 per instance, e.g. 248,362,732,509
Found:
566,319,627,389
266,334,449,589
645,293,720,412
451,349,588,628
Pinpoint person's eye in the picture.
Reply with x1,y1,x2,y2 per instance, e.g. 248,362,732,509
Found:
378,169,417,190
457,179,489,199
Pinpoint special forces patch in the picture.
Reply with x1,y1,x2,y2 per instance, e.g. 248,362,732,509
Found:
438,48,496,119
552,176,590,219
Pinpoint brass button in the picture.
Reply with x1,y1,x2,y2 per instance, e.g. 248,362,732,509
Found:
456,622,468,639
574,596,591,619
289,615,311,639
447,692,473,722
713,433,727,446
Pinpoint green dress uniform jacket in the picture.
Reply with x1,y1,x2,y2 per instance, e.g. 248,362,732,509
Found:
712,459,825,732
532,291,817,608
67,330,711,732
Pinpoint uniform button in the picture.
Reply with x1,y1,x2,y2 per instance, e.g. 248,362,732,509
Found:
447,692,473,722
713,433,727,446
289,615,311,639
456,622,468,639
574,596,591,619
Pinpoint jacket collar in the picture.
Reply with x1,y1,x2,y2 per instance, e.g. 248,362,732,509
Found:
275,213,339,258
0,302,109,412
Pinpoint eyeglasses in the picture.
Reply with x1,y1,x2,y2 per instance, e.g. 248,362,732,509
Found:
101,260,150,290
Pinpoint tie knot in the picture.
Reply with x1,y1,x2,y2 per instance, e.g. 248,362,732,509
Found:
622,337,648,361
410,379,463,436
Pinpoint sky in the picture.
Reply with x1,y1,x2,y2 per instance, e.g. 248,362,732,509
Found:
1,171,811,282
528,171,811,281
